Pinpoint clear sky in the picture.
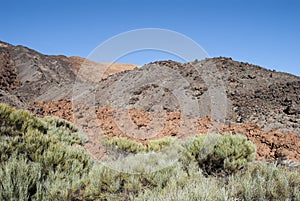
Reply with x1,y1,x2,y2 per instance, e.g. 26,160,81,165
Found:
0,0,299,75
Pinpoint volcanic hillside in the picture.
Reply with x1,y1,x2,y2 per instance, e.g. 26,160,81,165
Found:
94,58,300,135
0,41,137,106
0,41,299,163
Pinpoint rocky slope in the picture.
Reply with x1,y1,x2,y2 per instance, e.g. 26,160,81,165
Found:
0,41,138,105
0,43,24,108
94,58,300,135
0,41,299,163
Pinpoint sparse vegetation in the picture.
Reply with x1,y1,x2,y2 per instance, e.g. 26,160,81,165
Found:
0,103,299,200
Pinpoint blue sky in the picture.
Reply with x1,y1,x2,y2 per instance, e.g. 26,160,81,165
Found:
0,0,299,75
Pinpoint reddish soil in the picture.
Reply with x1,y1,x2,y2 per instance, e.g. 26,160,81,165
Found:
30,99,300,163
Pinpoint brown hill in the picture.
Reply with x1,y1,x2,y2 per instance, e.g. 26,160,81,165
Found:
50,55,138,81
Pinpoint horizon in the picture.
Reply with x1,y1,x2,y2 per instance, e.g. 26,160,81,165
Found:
0,0,299,75
1,39,298,77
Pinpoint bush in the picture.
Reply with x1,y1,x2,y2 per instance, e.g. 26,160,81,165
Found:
146,137,174,152
136,162,300,201
0,156,42,200
102,137,145,154
82,162,180,201
227,162,300,201
1,103,298,201
102,134,256,176
101,136,174,154
0,103,92,200
183,133,256,175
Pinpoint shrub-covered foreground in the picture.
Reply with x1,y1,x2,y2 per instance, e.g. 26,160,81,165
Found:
0,103,299,200
0,103,92,200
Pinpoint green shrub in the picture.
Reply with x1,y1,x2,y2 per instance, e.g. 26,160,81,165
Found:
101,134,256,176
1,103,298,201
0,103,47,135
183,133,256,175
101,136,174,154
81,162,179,201
102,136,145,154
0,156,42,201
42,116,84,145
0,103,84,144
136,162,300,201
0,103,92,200
226,162,300,201
146,137,174,152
